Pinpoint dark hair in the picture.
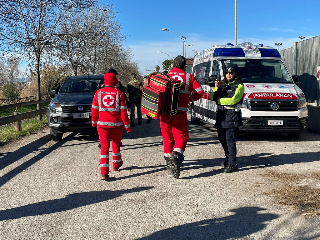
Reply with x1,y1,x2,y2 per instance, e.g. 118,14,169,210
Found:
108,68,118,75
172,55,186,70
220,63,242,86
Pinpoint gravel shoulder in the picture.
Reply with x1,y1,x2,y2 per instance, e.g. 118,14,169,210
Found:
1,114,320,240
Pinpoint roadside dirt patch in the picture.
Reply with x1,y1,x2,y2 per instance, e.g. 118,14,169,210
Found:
262,170,320,217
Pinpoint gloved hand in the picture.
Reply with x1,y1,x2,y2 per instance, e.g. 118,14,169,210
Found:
126,127,131,134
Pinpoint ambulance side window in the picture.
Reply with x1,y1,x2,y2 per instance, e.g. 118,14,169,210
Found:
212,60,221,79
193,61,211,85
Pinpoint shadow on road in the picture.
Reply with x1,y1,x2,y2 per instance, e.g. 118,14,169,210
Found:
137,206,278,240
237,151,320,171
0,132,77,188
0,186,153,221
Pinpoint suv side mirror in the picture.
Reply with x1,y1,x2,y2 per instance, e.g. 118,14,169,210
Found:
292,75,299,85
49,88,57,98
209,75,217,87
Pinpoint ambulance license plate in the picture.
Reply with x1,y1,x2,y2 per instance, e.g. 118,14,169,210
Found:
268,120,283,126
73,113,89,118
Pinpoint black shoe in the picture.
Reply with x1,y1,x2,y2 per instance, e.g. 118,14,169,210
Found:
167,156,180,179
138,120,142,125
147,117,152,123
224,165,238,173
98,143,101,148
220,161,228,168
131,122,135,127
173,151,184,165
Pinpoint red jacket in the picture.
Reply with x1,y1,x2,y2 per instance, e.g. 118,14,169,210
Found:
91,73,130,132
168,67,204,112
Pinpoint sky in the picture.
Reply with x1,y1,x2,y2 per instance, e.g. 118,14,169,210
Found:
100,0,320,75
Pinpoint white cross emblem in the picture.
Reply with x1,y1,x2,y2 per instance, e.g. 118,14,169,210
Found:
103,95,115,107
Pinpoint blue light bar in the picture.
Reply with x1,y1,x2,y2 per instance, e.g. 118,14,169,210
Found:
214,48,245,57
259,48,281,58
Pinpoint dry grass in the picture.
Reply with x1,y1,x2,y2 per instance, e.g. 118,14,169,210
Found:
262,170,320,217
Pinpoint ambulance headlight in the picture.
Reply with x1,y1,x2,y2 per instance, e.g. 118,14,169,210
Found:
297,98,307,109
241,99,250,109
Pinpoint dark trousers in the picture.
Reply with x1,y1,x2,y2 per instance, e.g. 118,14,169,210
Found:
129,98,142,124
217,127,238,166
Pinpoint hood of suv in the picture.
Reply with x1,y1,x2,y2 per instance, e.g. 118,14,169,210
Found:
53,92,95,105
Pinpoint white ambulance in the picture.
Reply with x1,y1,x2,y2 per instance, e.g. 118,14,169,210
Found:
190,42,308,138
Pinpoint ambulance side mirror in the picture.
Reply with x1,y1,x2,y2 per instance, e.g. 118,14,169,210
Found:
209,75,217,87
292,75,299,85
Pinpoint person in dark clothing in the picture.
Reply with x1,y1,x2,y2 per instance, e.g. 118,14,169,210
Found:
116,81,130,108
209,64,244,173
127,73,143,126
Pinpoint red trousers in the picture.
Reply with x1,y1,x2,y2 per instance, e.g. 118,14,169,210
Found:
98,127,123,176
160,112,189,156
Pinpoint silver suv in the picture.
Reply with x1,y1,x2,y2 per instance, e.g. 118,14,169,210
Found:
47,75,104,141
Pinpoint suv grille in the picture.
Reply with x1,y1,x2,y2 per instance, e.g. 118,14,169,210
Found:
62,105,92,113
249,100,298,111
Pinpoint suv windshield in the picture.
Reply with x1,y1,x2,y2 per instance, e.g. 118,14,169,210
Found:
222,59,293,84
59,79,101,93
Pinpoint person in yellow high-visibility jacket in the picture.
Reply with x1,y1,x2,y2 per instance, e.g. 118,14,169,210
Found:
209,64,244,173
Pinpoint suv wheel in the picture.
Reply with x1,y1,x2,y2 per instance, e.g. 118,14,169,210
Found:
50,128,63,141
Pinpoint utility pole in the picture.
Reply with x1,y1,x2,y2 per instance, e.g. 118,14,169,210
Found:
235,0,237,45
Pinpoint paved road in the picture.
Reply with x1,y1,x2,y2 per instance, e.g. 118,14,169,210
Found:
1,114,320,239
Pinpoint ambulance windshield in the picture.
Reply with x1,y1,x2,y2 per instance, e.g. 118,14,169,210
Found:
222,59,293,84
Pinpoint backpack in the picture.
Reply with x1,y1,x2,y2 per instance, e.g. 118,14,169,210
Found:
141,72,180,119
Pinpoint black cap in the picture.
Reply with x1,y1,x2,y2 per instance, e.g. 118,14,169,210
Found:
226,64,238,74
108,68,118,75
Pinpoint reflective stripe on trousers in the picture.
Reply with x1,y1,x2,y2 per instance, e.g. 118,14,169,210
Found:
160,112,189,155
98,127,123,175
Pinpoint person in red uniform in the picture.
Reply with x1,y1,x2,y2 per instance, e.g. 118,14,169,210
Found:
91,72,131,181
160,55,204,178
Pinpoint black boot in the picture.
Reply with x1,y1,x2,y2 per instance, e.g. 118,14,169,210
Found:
220,161,228,168
164,156,171,171
224,165,238,173
173,151,184,165
165,155,180,179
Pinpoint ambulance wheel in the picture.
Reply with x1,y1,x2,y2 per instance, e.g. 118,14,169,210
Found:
287,132,301,139
50,128,63,141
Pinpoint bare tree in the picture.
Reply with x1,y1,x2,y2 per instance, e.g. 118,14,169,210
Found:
55,4,125,76
0,57,21,99
0,0,95,105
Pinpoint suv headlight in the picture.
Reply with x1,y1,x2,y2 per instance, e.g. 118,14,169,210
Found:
49,102,62,113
